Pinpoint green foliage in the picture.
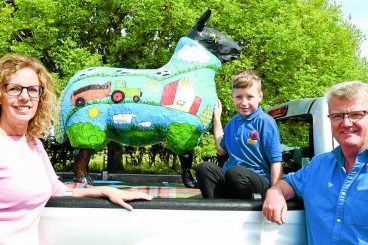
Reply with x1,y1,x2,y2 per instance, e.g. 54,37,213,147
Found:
278,119,311,149
89,154,107,172
277,116,314,173
106,124,165,146
50,38,103,95
67,122,106,149
1,0,366,99
1,0,368,171
123,162,178,175
209,0,368,121
193,132,217,164
166,123,201,155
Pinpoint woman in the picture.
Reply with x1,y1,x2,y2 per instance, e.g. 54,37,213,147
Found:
0,54,152,244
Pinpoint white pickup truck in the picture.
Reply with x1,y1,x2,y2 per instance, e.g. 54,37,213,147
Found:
41,97,333,245
268,97,337,173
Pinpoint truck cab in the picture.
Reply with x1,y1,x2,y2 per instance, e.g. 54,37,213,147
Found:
268,97,338,173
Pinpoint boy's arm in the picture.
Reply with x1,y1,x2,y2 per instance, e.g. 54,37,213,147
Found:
214,99,227,156
270,161,283,186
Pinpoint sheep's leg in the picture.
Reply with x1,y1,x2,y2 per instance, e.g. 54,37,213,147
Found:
73,148,94,185
179,151,198,188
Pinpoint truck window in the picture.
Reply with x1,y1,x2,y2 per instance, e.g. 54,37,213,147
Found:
276,115,314,174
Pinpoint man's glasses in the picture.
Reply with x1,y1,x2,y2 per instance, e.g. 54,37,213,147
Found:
328,110,368,123
2,83,43,98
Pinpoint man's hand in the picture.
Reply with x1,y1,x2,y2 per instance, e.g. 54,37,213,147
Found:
262,187,288,225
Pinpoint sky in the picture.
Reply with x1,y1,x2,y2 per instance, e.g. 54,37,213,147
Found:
334,0,368,58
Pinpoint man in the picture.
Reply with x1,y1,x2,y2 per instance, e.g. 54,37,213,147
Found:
262,81,368,244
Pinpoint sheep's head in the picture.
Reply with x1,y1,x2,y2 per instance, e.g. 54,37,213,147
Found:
186,9,241,63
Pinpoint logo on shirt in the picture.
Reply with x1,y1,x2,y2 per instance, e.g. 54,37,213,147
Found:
247,130,259,144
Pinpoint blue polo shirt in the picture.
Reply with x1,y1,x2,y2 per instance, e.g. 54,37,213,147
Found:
220,107,282,182
285,147,368,245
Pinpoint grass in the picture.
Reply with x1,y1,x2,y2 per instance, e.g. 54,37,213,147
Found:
88,152,178,174
89,154,107,172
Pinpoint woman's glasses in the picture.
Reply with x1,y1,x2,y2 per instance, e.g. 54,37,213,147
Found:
2,83,43,98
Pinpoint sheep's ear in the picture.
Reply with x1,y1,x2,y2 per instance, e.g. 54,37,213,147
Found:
196,9,211,32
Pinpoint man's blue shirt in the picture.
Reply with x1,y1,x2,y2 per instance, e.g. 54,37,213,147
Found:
220,107,282,182
284,146,368,245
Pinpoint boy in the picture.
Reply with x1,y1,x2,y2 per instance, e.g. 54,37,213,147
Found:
196,70,283,198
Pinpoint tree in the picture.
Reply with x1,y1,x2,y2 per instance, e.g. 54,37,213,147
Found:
2,0,367,103
107,141,124,172
1,0,367,170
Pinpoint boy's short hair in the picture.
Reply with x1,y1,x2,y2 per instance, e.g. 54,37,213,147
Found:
232,70,262,92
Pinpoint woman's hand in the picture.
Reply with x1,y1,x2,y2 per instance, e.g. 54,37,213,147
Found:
102,187,153,211
69,186,153,211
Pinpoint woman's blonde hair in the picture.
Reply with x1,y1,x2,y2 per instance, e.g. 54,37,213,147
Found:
0,54,56,140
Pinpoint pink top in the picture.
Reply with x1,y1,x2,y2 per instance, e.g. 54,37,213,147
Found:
0,135,67,245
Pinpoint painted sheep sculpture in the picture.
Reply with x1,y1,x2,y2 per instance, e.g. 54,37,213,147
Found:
55,9,241,188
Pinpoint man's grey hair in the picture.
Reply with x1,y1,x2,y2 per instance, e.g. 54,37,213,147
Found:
326,81,368,106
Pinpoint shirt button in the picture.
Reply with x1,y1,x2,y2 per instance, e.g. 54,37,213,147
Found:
337,218,341,223
341,192,346,196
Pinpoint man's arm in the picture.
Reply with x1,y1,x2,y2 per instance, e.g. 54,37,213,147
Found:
270,161,283,186
213,99,227,156
262,180,295,225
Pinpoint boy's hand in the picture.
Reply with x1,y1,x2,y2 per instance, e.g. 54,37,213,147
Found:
214,99,223,120
213,99,226,155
